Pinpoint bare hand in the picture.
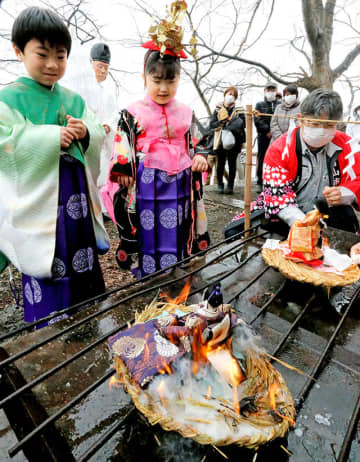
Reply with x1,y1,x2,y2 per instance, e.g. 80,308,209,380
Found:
117,174,134,188
351,242,360,265
66,115,87,140
266,131,272,139
191,155,208,172
323,186,342,206
60,127,75,148
103,124,111,135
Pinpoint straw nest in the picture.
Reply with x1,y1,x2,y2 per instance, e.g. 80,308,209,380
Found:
262,247,360,287
114,301,296,449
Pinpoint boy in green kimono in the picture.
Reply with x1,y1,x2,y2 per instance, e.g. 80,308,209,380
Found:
0,7,109,327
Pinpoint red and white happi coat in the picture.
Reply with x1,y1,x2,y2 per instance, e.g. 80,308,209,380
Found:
260,127,360,217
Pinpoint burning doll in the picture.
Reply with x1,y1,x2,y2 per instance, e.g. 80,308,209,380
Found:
109,283,245,388
109,283,296,449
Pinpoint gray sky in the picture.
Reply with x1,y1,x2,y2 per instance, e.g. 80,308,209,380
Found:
1,0,360,120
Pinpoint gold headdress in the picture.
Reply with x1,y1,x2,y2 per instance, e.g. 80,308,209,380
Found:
142,1,188,58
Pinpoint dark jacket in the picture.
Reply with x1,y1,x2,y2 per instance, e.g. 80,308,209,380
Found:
254,99,280,135
210,103,246,152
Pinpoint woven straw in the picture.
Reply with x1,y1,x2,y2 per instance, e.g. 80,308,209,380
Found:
114,301,296,449
262,247,360,287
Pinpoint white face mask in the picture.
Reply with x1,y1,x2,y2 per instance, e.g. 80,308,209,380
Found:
302,126,336,148
224,94,235,105
266,91,276,102
284,94,297,105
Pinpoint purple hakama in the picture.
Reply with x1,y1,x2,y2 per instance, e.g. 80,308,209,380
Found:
136,161,192,278
22,154,105,327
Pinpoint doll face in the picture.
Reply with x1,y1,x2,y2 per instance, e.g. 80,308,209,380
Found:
14,39,67,86
145,72,180,105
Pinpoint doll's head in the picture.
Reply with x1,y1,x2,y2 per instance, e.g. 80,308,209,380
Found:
144,50,180,105
12,7,71,87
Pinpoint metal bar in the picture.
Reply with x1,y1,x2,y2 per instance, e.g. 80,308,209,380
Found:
227,266,270,304
187,248,262,298
295,286,360,411
8,370,116,458
271,294,315,358
0,224,262,342
337,390,360,462
0,232,268,408
77,407,136,462
249,280,287,325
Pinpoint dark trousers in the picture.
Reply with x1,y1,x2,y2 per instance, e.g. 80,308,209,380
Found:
216,149,238,187
256,134,271,185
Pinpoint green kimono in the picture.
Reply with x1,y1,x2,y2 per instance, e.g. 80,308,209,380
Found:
0,77,109,278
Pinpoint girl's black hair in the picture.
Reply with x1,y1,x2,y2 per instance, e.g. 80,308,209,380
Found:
144,50,180,80
12,7,72,55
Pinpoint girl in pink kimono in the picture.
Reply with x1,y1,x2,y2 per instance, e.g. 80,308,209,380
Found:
101,44,210,277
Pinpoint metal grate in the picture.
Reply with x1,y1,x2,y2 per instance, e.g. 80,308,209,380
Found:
0,226,359,461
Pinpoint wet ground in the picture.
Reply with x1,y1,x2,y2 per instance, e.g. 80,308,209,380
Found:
1,179,360,461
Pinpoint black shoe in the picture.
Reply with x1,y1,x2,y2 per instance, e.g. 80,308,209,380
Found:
217,184,224,194
224,186,234,195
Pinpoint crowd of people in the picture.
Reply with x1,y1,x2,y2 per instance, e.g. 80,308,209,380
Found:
1,6,360,328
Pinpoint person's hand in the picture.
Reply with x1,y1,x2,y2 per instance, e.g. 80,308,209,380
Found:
66,115,87,139
117,174,134,188
192,155,208,172
323,186,342,206
266,131,272,139
217,107,228,121
103,124,111,135
350,242,360,265
60,127,75,148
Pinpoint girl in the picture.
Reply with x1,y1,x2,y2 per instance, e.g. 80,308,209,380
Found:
0,7,109,327
102,43,210,278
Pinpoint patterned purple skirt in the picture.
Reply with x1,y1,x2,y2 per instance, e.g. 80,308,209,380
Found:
136,162,192,278
22,154,105,327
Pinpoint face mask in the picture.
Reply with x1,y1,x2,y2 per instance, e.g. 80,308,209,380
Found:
302,126,336,148
284,95,296,105
224,94,235,105
266,91,276,102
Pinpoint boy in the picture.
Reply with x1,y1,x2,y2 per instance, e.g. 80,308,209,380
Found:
0,7,109,327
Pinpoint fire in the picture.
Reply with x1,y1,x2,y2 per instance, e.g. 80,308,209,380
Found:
108,375,122,390
205,386,211,400
269,383,295,427
160,278,192,304
157,380,167,407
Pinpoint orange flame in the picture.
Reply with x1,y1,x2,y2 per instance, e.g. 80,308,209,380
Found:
205,385,211,400
269,383,295,427
108,375,122,390
160,278,192,304
157,380,167,407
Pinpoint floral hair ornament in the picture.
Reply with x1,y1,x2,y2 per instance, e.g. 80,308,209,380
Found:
142,1,188,59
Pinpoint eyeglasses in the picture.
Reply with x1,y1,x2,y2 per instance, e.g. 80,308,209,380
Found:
302,118,337,129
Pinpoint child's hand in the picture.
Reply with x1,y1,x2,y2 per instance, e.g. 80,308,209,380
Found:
60,127,76,148
66,115,87,140
117,174,134,188
191,155,208,172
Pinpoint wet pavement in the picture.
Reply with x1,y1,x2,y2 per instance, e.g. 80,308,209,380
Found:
1,181,360,461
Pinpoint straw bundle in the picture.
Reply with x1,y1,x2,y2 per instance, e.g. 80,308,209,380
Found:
262,247,360,287
113,301,296,449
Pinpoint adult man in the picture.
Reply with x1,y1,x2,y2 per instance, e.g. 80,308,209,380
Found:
254,82,280,191
261,88,360,313
262,88,360,231
89,43,118,205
